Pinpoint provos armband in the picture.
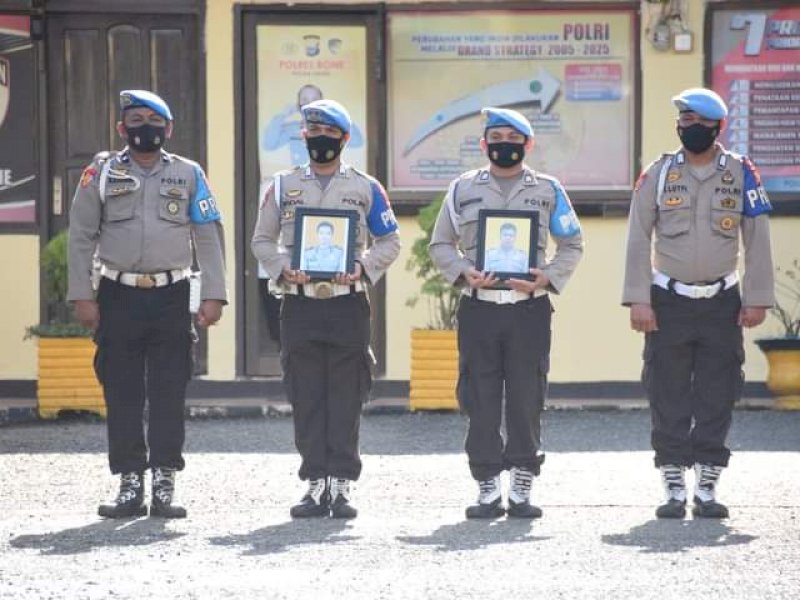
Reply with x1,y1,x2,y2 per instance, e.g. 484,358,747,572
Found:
367,181,398,236
190,164,222,224
742,157,771,218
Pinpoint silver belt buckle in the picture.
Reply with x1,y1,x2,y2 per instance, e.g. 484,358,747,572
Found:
499,290,515,304
136,274,156,289
315,281,333,299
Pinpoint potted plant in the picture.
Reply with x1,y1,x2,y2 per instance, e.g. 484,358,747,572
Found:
25,230,104,418
405,195,462,410
755,258,800,410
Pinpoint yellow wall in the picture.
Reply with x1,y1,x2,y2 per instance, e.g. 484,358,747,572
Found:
0,236,39,378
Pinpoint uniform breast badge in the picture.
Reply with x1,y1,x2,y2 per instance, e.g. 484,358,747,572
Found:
720,216,736,231
721,198,736,209
166,200,180,215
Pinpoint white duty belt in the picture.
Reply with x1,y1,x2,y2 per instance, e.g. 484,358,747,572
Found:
100,265,191,289
653,270,739,299
461,287,547,305
283,280,366,299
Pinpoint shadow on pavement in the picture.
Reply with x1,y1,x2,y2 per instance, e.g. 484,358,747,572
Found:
209,519,358,555
9,517,185,555
601,519,757,553
397,519,551,552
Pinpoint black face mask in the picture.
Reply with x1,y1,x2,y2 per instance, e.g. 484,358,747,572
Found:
487,142,526,168
306,135,344,164
125,124,167,153
677,123,719,154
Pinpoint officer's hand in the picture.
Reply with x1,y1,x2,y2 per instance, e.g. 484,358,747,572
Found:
464,267,497,289
281,267,310,285
196,300,224,328
738,306,767,328
630,303,658,333
507,268,550,293
73,300,99,330
334,261,362,285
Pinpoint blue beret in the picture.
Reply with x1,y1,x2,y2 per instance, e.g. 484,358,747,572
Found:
481,107,533,138
672,88,728,121
119,90,173,121
302,99,351,134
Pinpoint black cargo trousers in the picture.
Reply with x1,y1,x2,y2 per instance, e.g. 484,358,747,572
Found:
643,285,744,468
456,294,552,481
94,277,194,474
280,292,373,481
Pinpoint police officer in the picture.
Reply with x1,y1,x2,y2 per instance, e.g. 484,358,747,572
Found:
252,99,400,519
623,88,774,519
67,90,227,519
430,107,583,519
484,222,528,273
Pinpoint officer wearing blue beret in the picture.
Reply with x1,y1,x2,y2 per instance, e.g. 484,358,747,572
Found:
68,90,228,519
623,87,774,519
430,107,584,519
252,98,400,519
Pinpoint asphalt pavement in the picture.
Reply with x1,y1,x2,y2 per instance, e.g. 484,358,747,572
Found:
1,409,799,599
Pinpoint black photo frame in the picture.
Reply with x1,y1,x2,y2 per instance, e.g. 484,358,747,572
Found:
475,209,539,286
292,207,358,279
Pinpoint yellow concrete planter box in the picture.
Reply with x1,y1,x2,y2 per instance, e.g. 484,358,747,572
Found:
756,338,800,410
37,337,105,419
409,329,458,411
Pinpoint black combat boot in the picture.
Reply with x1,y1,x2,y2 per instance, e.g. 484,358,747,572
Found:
507,467,543,519
656,464,687,519
329,478,357,519
290,478,330,518
98,471,147,518
692,464,729,519
150,467,187,519
466,475,505,519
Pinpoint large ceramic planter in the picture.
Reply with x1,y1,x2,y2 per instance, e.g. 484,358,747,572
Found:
38,337,105,419
409,329,458,411
756,337,800,410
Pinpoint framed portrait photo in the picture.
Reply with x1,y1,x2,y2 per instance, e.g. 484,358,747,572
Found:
292,207,358,279
475,209,539,286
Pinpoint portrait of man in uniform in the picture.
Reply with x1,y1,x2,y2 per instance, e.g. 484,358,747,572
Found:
477,211,537,282
484,222,529,274
301,220,345,273
294,208,357,278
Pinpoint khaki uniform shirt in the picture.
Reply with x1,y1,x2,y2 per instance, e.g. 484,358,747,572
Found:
622,147,775,307
429,166,584,294
251,163,400,285
67,148,227,302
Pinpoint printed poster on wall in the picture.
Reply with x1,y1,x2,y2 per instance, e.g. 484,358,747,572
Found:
388,9,635,192
0,15,36,223
710,5,800,197
256,25,368,185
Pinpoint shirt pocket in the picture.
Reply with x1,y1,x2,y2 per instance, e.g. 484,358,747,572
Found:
710,197,741,238
102,190,137,222
657,197,692,237
158,185,190,224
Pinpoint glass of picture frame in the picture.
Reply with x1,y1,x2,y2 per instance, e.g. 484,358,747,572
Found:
475,209,539,288
292,207,359,279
